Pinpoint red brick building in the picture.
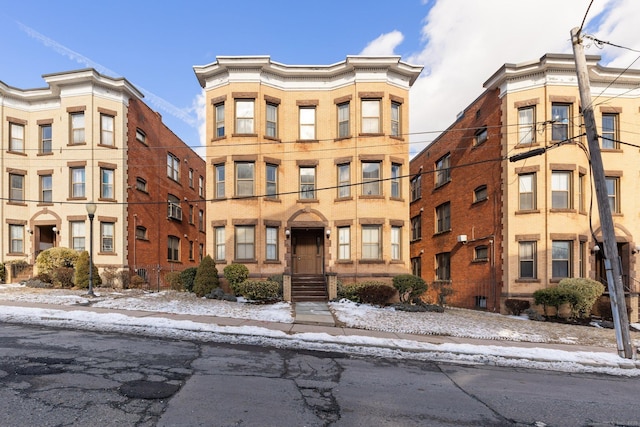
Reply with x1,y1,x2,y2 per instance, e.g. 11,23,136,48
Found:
126,98,206,286
409,89,503,311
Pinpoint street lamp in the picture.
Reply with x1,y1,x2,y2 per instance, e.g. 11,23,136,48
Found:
86,202,97,297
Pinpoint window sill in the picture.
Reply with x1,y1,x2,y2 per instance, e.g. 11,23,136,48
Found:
97,143,117,149
358,132,383,137
297,199,319,203
7,252,26,256
433,229,451,237
601,148,623,153
550,208,576,213
333,136,352,142
389,197,404,202
612,212,623,217
390,136,404,141
98,198,117,203
233,259,257,264
232,133,258,138
359,195,384,200
334,197,353,202
410,197,422,204
263,260,282,264
358,259,384,264
471,258,488,264
514,142,540,149
472,197,488,205
336,260,353,264
433,180,451,191
6,150,27,156
263,135,281,142
264,197,281,203
67,197,88,201
515,278,540,283
389,260,404,264
296,139,319,143
37,152,54,156
211,197,227,202
7,202,27,207
214,259,227,264
37,203,54,207
211,135,227,142
67,142,87,146
98,252,118,256
515,209,540,215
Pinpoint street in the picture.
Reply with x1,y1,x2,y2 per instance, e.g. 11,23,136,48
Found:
1,322,639,426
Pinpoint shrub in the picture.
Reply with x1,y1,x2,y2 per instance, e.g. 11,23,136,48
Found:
129,274,145,289
392,274,427,304
52,267,75,288
533,287,563,316
223,264,249,292
234,280,280,301
74,251,102,289
0,263,5,283
337,282,368,303
118,271,132,289
504,299,531,316
557,278,605,319
165,271,183,291
36,247,79,277
356,282,396,306
180,267,198,293
193,255,219,297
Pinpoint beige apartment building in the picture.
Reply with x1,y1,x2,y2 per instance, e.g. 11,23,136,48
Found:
1,69,205,286
194,56,423,300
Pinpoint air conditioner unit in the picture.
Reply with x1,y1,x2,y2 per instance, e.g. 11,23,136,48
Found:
457,234,468,244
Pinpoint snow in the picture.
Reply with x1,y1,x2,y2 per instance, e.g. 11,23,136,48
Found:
0,283,638,376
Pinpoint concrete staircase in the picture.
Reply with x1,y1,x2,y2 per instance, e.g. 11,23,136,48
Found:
291,274,327,302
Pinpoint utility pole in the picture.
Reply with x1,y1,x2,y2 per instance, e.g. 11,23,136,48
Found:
571,27,634,359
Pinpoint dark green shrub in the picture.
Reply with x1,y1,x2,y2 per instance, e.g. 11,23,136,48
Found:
0,262,5,283
356,282,396,306
234,280,280,301
557,278,605,318
52,267,75,288
223,264,249,293
392,274,427,303
337,282,368,302
193,255,219,297
180,267,198,293
505,299,531,316
36,247,79,277
74,251,102,289
533,286,573,317
165,271,183,291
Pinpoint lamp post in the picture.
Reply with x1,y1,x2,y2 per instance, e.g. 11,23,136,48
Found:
86,202,97,297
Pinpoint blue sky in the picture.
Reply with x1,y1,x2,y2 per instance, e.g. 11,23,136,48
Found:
1,0,639,157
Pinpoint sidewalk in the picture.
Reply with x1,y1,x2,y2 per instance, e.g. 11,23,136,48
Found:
1,298,638,372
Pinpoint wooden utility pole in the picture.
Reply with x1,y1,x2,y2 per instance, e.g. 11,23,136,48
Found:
571,27,634,359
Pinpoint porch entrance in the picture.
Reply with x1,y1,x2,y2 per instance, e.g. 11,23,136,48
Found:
35,225,57,259
292,228,324,275
594,242,632,292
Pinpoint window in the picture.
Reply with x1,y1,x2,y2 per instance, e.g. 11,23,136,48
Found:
235,225,255,260
215,227,225,261
518,173,536,211
199,176,204,198
136,177,147,192
519,241,536,279
410,175,421,202
411,215,421,241
601,113,618,149
9,173,24,203
436,202,451,233
9,225,24,254
71,167,85,198
338,102,350,138
391,102,400,137
167,194,182,221
101,222,114,253
578,173,585,212
266,164,278,198
71,221,86,251
199,244,204,262
215,103,225,137
168,236,180,261
391,226,401,260
40,174,52,203
9,123,24,153
551,104,570,141
235,162,254,197
40,124,52,154
362,162,381,196
266,226,278,260
474,127,488,146
605,177,620,213
338,226,350,260
188,169,194,188
474,245,488,261
167,153,180,181
411,257,421,277
188,241,194,260
71,112,85,144
474,185,488,202
101,168,114,199
518,106,535,144
362,225,381,260
198,210,204,231
337,164,351,198
552,240,571,278
361,99,380,133
136,128,146,144
100,114,114,146
299,107,316,140
188,206,194,224
235,99,254,134
135,226,147,240
215,164,225,199
435,154,451,187
266,103,278,138
551,171,571,209
299,167,316,199
391,163,401,198
475,296,488,309
435,252,451,281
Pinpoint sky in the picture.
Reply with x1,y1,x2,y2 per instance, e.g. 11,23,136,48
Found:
1,0,640,158
0,283,638,376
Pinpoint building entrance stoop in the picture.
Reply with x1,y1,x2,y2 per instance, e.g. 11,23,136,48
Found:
293,302,336,327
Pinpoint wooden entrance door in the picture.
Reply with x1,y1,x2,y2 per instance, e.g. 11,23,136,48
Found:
292,230,323,274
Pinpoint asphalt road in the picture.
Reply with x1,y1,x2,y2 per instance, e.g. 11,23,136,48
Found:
1,322,639,426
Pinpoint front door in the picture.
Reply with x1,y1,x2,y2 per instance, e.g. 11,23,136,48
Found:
595,242,629,290
36,225,56,258
292,229,323,274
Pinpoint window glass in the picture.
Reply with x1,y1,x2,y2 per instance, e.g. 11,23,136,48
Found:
518,107,535,144
551,104,569,141
101,114,114,146
215,164,225,198
71,112,85,144
519,174,535,210
266,227,278,260
299,107,316,140
362,225,381,259
391,102,400,136
362,100,380,133
266,164,278,197
266,104,277,138
552,241,571,278
41,124,52,153
41,175,52,203
338,103,350,138
101,222,114,252
338,164,350,198
338,227,350,260
235,226,255,260
10,123,24,152
551,171,570,209
299,167,316,199
236,100,254,134
236,163,254,197
391,164,401,198
362,162,381,195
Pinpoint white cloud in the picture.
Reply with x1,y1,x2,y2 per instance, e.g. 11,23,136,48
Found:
193,90,207,160
400,0,640,157
359,30,404,56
